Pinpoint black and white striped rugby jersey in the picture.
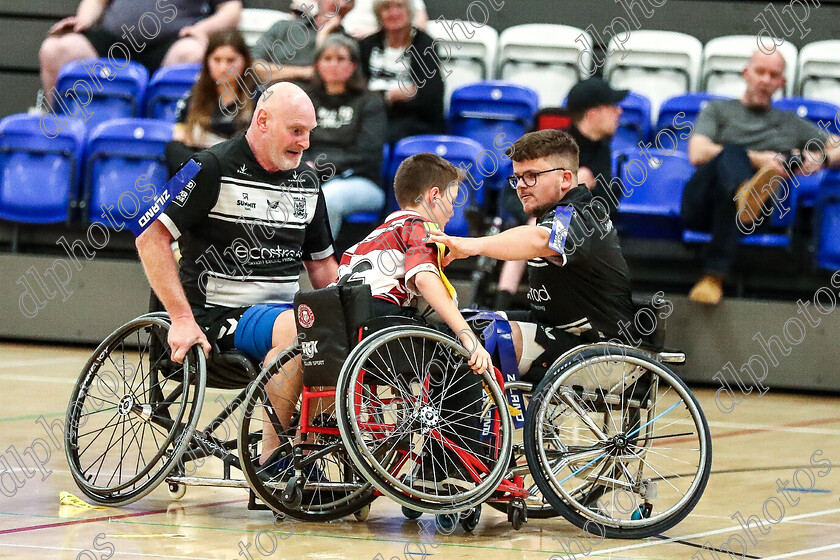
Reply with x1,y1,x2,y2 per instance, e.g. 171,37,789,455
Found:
160,134,334,310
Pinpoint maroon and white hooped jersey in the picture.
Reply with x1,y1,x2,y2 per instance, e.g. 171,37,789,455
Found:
337,210,440,307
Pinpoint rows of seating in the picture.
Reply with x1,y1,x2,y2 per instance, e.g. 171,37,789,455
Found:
0,115,171,225
6,72,839,268
422,22,840,114
55,59,200,131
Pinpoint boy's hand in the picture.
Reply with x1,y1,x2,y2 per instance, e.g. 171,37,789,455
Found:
427,231,476,266
458,331,492,375
468,345,493,375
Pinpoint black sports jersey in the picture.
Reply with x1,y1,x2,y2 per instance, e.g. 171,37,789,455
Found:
527,186,634,339
160,134,334,310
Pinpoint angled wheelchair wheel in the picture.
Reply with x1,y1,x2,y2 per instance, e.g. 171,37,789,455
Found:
336,326,513,514
239,346,375,521
65,314,205,506
486,381,558,519
524,347,712,539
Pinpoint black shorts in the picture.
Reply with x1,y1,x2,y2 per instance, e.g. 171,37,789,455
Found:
82,27,180,74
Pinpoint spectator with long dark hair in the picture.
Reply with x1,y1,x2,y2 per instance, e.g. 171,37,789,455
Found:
305,34,387,238
167,30,259,173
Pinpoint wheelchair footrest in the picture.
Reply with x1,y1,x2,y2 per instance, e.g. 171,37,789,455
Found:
165,475,250,489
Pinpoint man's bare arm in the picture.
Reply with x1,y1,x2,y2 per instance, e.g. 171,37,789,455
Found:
303,256,338,289
189,0,242,35
430,226,556,264
687,134,723,167
136,221,210,362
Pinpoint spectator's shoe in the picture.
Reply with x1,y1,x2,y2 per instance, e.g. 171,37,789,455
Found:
734,166,781,227
689,275,724,305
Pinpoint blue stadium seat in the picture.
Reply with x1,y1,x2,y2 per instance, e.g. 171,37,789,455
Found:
387,135,485,236
143,64,201,121
773,97,840,135
344,144,391,226
613,92,652,153
84,119,172,225
448,82,539,191
682,183,798,248
56,58,149,133
617,152,694,239
656,93,727,154
0,114,86,223
815,183,840,270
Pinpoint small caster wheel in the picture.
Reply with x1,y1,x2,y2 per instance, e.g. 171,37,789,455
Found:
281,476,302,508
353,504,370,521
402,505,422,520
509,508,524,530
632,502,653,520
168,483,186,500
507,499,527,530
459,506,481,532
435,513,457,533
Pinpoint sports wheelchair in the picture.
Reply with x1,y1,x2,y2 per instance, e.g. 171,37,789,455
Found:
64,292,374,520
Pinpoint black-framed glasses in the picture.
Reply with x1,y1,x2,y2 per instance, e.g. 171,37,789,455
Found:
507,167,569,189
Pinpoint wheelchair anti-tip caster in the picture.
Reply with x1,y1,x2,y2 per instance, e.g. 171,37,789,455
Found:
402,505,422,520
435,513,458,532
168,483,186,500
507,499,527,530
353,504,370,521
632,502,653,520
460,506,481,532
281,476,303,509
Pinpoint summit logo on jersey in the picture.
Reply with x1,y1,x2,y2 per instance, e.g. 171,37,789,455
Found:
237,164,250,176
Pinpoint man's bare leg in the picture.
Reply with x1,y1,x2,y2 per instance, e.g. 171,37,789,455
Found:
259,310,302,463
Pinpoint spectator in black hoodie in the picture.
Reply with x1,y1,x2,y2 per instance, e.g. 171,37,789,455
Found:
305,34,387,237
359,0,444,144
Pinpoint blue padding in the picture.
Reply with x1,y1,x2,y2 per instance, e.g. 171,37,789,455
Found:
234,304,293,361
127,159,200,235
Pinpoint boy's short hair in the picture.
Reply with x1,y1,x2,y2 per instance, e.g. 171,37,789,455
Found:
393,153,462,209
506,129,580,173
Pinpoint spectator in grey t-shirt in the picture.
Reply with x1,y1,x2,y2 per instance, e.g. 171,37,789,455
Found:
251,0,356,85
681,49,840,305
39,0,242,110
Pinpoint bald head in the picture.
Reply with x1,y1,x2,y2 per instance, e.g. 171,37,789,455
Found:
747,49,786,73
247,82,317,172
741,49,787,108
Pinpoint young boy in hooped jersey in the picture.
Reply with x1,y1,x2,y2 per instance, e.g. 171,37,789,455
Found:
337,152,492,374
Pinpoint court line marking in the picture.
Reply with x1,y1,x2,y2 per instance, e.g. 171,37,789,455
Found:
594,507,840,555
761,542,840,559
0,357,83,368
0,509,675,560
0,498,245,535
0,543,220,560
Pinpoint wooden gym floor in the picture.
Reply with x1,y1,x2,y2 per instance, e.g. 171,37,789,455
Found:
0,342,838,560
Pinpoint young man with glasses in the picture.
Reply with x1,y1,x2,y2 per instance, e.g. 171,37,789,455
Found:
429,129,635,381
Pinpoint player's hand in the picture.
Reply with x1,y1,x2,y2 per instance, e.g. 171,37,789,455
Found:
427,231,475,266
168,316,211,364
467,345,493,375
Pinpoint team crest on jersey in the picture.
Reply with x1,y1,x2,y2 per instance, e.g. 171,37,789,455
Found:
292,196,307,219
298,304,315,328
